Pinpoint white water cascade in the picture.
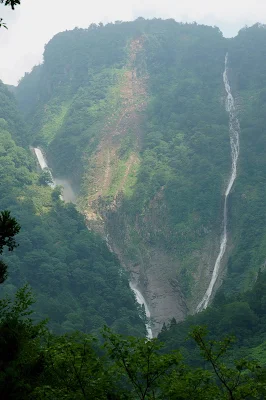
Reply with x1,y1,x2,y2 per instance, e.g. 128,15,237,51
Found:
33,147,76,203
197,53,240,312
33,148,56,188
106,236,153,339
129,282,153,339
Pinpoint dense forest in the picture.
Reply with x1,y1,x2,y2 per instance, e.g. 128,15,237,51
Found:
159,269,266,365
2,285,266,399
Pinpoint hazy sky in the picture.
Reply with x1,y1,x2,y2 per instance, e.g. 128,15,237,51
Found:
0,0,265,85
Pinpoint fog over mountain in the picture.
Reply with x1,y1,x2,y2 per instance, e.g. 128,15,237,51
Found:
1,0,266,84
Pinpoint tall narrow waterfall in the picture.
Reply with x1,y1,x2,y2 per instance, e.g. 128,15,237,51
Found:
197,53,240,312
106,236,153,338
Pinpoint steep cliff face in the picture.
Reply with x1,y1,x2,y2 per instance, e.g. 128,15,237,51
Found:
16,20,266,335
103,196,222,335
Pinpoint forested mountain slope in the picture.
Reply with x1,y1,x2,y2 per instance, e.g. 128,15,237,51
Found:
221,25,266,295
0,81,145,336
159,269,266,366
15,19,266,335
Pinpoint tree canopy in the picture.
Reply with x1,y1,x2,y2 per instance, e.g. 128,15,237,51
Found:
0,210,20,283
0,0,20,28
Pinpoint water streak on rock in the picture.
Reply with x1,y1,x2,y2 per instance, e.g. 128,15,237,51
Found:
197,53,240,312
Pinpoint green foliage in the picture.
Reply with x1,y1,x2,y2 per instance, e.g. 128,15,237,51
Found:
0,81,28,145
103,326,181,399
3,197,145,335
0,17,7,28
0,81,145,336
191,326,266,400
0,210,20,282
38,169,53,186
158,270,266,367
38,333,112,399
0,210,20,252
1,289,266,399
125,22,229,252
0,286,46,399
0,0,20,29
0,0,20,10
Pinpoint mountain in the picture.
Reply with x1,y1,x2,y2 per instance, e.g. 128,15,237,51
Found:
14,18,266,335
0,80,145,336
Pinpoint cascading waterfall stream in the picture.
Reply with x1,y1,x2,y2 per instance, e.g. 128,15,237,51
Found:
129,282,153,339
33,148,56,189
197,53,240,312
34,147,153,338
105,235,153,339
34,147,76,203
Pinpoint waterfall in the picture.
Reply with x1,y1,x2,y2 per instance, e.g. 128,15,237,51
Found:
106,235,153,338
34,147,76,203
129,282,153,339
196,53,240,312
33,148,56,189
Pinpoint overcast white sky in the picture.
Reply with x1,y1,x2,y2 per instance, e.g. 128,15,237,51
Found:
0,0,265,85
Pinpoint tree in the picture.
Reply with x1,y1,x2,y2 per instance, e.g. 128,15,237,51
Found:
38,169,54,186
0,0,20,9
103,326,181,399
191,326,266,400
0,0,20,28
0,286,46,399
39,333,112,399
0,210,20,282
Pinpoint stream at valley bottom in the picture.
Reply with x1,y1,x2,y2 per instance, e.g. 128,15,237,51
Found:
33,147,153,338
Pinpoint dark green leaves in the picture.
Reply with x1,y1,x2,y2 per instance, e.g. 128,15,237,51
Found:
0,17,7,28
0,210,20,283
0,210,20,253
1,0,20,10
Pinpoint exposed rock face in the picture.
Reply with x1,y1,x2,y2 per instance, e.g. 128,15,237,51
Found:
104,197,222,336
105,213,188,336
135,251,188,337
